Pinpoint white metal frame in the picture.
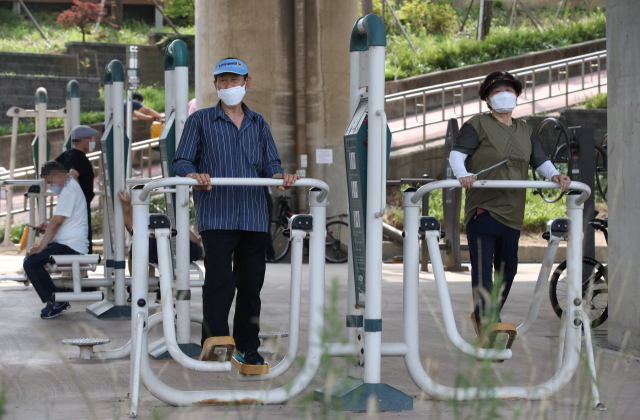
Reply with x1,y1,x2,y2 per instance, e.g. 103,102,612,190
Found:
128,177,329,413
401,179,603,409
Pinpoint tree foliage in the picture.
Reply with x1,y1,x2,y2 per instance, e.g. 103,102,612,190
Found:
396,0,458,35
56,0,113,48
164,0,195,26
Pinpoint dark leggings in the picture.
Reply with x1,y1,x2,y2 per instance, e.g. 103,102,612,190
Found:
466,210,520,328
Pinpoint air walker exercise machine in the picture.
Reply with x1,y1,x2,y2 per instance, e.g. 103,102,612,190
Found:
319,15,605,411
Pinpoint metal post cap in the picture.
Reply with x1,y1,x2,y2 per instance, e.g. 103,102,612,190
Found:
35,87,47,104
66,80,80,98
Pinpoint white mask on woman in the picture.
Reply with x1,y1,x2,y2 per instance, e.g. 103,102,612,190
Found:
88,141,96,152
490,91,517,114
217,83,246,107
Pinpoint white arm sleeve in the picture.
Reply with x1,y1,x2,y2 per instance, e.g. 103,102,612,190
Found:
449,150,474,178
536,160,561,180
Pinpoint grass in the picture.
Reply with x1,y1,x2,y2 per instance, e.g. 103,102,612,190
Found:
582,92,607,109
0,8,156,54
385,7,606,80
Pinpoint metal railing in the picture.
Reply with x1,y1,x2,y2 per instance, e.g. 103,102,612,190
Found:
386,50,607,147
0,137,162,241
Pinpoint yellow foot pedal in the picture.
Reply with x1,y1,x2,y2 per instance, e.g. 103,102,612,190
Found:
485,323,517,363
199,336,235,362
231,349,269,375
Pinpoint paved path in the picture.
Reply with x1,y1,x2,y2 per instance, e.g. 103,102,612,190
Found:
389,70,608,149
0,251,637,419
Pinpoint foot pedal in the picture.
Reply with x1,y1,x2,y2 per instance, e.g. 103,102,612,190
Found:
62,338,110,360
231,352,269,375
470,312,516,363
258,330,289,354
199,336,235,362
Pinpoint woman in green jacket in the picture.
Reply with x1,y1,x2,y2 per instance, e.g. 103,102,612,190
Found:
449,71,571,339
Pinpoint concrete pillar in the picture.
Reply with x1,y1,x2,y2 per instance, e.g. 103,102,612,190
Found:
607,0,640,353
13,1,20,14
155,5,164,31
195,0,357,216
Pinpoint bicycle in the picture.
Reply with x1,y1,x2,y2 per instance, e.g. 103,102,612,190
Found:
549,218,608,328
531,118,608,203
269,195,349,263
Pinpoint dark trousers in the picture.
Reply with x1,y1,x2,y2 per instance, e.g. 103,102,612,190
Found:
263,187,275,260
466,211,520,327
200,230,266,351
23,242,79,303
86,202,93,255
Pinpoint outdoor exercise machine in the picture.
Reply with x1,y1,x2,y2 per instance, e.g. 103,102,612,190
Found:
127,178,331,415
319,15,604,411
401,180,604,410
2,81,79,248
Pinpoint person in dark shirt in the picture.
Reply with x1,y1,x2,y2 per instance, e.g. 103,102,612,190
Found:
54,125,97,253
124,92,165,129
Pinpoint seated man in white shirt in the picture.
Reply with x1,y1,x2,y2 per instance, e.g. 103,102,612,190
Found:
23,161,90,319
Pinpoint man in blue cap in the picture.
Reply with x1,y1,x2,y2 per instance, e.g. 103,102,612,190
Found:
54,125,97,253
173,57,299,369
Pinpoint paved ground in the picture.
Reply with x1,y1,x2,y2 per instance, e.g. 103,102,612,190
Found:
1,251,639,420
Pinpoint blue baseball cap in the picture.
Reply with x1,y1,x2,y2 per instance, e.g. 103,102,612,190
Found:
213,58,248,76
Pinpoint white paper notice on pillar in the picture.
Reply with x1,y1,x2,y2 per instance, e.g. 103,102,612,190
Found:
300,154,308,168
316,149,333,164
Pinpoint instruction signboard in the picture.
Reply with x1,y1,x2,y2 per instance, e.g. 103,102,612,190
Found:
343,99,392,308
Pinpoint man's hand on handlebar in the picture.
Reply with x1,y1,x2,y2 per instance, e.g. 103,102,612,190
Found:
186,173,212,191
551,174,571,192
273,173,301,191
459,175,477,190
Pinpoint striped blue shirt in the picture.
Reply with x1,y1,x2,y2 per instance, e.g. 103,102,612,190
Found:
173,101,284,233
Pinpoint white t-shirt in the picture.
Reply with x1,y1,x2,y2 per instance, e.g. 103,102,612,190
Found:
52,177,89,254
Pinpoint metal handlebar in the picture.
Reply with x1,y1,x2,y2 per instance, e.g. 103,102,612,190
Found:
411,180,591,206
375,110,387,218
0,179,45,186
139,177,330,202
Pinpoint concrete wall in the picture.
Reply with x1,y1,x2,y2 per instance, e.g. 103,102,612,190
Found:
606,0,640,354
195,0,357,216
0,51,77,77
0,75,102,125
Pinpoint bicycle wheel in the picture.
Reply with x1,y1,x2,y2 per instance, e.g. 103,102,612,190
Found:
270,221,290,262
533,118,572,203
532,144,569,204
549,257,608,328
325,221,349,263
595,141,608,203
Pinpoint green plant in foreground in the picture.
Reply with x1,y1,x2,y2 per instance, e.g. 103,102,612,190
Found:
583,92,607,109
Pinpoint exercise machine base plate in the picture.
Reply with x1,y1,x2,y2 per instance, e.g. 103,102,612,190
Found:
443,265,469,272
315,379,413,411
86,302,131,319
153,343,203,360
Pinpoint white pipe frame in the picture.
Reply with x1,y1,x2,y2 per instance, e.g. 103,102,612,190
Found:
130,178,329,406
36,88,47,226
112,71,127,308
358,21,388,387
401,179,603,407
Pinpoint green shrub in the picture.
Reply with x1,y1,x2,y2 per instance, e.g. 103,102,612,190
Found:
397,0,458,35
386,11,607,79
583,92,607,109
0,222,26,244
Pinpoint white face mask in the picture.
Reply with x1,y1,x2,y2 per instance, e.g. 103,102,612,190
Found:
217,82,246,107
489,91,517,114
88,141,96,152
49,184,63,195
